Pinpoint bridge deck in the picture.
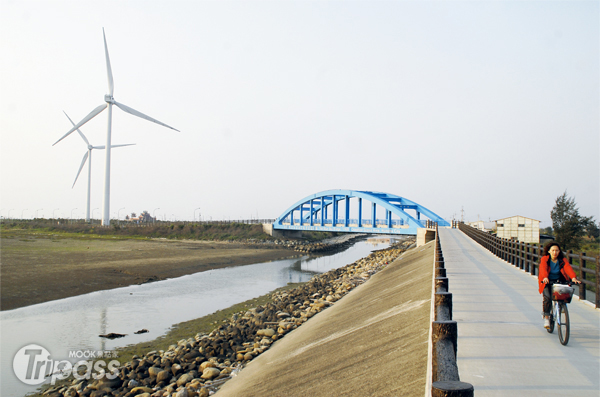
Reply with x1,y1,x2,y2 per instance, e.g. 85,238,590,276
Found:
439,228,599,396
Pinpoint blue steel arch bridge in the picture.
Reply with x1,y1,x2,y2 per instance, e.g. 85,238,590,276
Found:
272,189,449,235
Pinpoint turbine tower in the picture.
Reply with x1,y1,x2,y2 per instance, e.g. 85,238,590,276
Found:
62,111,134,223
53,28,179,226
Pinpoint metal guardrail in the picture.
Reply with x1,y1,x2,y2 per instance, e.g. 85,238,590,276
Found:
458,222,599,309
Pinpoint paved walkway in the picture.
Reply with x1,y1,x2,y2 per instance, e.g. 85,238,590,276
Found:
439,228,599,396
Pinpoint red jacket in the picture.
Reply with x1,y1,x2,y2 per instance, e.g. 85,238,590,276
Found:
538,255,577,294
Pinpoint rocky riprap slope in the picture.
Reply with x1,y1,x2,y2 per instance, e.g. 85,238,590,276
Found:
42,240,414,397
244,234,365,254
288,234,363,253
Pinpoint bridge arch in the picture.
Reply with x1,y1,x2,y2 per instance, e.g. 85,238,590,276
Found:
272,189,449,235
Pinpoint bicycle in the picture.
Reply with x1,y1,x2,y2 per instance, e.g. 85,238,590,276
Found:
545,282,574,346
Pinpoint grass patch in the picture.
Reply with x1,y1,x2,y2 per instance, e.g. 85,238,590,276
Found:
1,220,342,243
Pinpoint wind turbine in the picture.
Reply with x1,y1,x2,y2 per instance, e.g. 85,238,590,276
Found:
63,111,134,223
53,28,179,226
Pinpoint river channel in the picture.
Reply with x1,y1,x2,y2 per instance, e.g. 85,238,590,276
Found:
1,236,399,396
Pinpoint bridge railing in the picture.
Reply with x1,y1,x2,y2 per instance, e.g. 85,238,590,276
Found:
458,222,599,308
283,218,421,227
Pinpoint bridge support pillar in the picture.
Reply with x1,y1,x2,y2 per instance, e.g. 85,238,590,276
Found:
417,228,436,247
262,223,303,239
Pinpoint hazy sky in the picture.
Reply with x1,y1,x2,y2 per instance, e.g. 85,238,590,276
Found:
1,0,598,225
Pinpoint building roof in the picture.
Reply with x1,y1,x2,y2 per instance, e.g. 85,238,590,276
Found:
494,215,541,222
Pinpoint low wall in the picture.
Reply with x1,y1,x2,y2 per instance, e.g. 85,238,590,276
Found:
262,223,303,238
418,228,436,247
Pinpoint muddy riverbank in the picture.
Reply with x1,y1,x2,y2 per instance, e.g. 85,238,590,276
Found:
1,235,297,311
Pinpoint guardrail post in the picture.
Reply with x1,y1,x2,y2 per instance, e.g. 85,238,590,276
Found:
567,250,573,278
436,277,449,293
435,292,453,321
432,381,474,397
595,255,600,309
519,242,524,269
579,252,586,301
431,321,459,382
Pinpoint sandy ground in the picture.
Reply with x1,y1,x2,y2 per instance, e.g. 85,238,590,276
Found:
0,235,296,311
216,241,434,397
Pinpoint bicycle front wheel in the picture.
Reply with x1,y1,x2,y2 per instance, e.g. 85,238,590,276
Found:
558,303,570,345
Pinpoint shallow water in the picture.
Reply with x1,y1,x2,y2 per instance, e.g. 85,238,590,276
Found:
1,237,395,397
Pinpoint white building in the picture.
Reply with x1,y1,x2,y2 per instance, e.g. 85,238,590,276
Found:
467,220,497,232
495,216,540,244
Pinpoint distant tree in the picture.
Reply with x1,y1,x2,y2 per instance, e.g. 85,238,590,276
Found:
541,226,554,236
583,217,600,239
550,191,587,250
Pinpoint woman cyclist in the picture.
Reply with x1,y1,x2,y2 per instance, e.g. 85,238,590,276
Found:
538,241,580,329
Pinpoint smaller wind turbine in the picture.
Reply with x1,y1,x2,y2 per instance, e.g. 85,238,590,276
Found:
62,111,134,223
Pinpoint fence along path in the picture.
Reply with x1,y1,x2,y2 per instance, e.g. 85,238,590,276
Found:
439,228,599,396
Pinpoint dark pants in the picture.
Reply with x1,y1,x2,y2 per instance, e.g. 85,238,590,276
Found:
542,276,566,316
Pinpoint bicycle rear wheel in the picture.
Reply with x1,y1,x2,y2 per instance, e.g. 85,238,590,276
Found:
546,314,554,333
558,303,570,345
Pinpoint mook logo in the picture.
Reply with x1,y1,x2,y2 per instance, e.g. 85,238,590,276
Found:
13,344,120,385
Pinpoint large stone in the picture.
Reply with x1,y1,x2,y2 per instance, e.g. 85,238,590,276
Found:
175,388,188,397
176,373,194,387
183,350,201,361
157,370,171,383
198,388,210,397
199,361,215,370
96,376,122,390
148,366,162,378
171,363,182,375
130,387,154,395
200,367,220,380
256,328,275,337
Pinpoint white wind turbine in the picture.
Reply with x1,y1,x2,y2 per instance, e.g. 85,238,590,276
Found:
63,111,135,223
53,28,179,226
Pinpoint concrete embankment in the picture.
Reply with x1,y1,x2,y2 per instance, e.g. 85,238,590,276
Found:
216,242,434,397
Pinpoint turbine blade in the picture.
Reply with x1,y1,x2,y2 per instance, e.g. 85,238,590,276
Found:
110,143,135,148
92,146,106,150
114,101,179,131
73,151,89,188
53,104,107,146
103,28,114,96
63,110,90,146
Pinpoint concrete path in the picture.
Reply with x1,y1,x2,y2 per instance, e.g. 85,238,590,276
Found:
216,242,435,397
439,228,600,396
